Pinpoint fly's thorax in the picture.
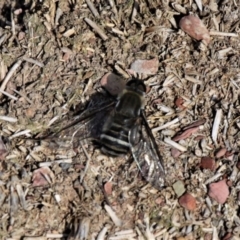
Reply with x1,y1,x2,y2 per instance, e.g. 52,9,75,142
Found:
116,89,145,118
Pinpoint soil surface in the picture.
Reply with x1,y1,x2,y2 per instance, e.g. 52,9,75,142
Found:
0,0,239,239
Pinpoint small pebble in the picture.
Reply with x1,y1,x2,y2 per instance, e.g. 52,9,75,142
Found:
200,157,216,171
155,197,165,205
173,180,185,197
25,107,36,118
179,15,211,45
100,72,125,96
18,31,25,41
62,52,70,61
178,192,196,211
171,148,181,158
130,58,159,75
60,162,72,171
215,147,227,158
208,179,229,204
104,181,112,195
14,8,23,15
175,97,185,109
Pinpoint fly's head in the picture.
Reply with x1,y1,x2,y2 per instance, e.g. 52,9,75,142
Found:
126,79,146,95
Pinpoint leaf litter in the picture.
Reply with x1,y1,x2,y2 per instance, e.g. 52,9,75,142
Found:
0,0,239,239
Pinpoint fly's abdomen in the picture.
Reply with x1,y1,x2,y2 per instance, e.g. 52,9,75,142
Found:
100,116,133,156
100,86,143,156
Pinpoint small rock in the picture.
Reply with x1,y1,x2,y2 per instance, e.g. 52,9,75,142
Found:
171,148,181,158
178,192,196,211
208,179,229,204
175,97,185,109
173,180,185,197
155,197,165,205
179,15,211,45
104,181,112,195
100,72,125,96
18,31,25,41
215,147,227,158
62,52,70,62
200,157,216,171
130,58,159,75
25,107,36,118
14,8,23,15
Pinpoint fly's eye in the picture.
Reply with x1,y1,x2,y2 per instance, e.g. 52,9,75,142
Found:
129,125,141,145
137,83,146,92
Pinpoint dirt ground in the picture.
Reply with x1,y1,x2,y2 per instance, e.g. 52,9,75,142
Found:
0,0,239,239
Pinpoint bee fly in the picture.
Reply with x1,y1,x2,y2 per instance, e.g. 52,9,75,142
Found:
43,79,165,189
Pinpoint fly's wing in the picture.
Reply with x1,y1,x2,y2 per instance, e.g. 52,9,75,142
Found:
40,96,115,149
129,111,165,190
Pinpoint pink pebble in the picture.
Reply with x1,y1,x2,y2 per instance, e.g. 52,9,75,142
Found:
100,72,125,96
179,193,197,211
171,148,181,158
208,179,229,204
179,15,211,45
215,147,227,158
200,157,216,171
130,58,159,75
104,181,113,195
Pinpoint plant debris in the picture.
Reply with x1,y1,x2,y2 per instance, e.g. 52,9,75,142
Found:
0,0,239,239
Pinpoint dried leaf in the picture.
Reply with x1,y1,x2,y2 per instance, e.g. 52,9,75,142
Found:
183,119,206,130
172,126,199,141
